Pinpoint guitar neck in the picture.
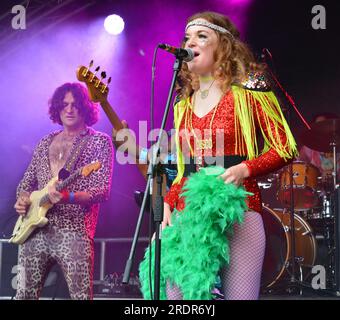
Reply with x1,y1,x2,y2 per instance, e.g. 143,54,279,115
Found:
101,100,124,131
39,169,81,206
101,101,148,177
56,169,81,191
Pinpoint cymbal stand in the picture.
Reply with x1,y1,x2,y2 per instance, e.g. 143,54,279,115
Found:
331,141,338,190
263,54,310,294
287,163,300,291
330,140,340,295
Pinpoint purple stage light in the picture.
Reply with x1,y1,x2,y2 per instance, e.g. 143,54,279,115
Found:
104,14,125,35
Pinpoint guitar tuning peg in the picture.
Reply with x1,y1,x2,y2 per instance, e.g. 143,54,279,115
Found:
90,66,100,82
82,60,94,78
101,76,111,94
100,71,107,79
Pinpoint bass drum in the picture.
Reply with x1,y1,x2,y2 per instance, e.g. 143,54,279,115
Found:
261,206,317,289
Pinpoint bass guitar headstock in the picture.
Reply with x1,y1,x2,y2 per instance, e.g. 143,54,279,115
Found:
76,60,111,104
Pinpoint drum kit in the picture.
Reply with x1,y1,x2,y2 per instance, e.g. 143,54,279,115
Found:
260,119,340,294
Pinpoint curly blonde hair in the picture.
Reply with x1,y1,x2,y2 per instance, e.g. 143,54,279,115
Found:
177,11,261,99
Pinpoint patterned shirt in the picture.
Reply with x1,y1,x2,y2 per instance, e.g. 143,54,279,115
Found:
16,127,113,239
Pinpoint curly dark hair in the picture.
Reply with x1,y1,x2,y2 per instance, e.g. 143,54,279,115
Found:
177,11,262,99
48,82,99,126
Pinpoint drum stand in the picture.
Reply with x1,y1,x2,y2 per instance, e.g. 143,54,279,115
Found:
330,141,340,295
282,140,340,297
262,54,340,297
261,52,312,295
284,163,305,294
310,140,340,296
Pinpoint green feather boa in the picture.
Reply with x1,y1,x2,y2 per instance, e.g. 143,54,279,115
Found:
139,166,251,300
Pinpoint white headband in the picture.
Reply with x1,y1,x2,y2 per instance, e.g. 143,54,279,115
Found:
185,19,233,38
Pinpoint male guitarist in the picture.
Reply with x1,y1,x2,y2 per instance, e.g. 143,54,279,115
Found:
13,82,113,299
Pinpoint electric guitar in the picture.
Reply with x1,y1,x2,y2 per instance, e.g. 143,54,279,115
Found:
76,61,148,177
9,162,101,245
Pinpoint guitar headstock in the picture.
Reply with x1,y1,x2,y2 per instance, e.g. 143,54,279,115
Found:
81,161,102,177
76,61,111,104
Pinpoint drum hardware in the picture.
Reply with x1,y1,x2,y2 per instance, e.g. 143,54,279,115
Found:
260,182,339,295
334,187,340,295
268,173,279,183
260,61,339,295
261,206,317,290
258,182,272,189
260,54,332,296
258,173,279,190
315,234,325,240
267,118,340,295
287,160,307,293
277,161,321,210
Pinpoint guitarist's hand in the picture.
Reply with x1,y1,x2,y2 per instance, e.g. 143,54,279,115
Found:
14,192,31,215
48,181,64,204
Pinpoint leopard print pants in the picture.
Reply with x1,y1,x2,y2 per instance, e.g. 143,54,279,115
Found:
15,224,94,300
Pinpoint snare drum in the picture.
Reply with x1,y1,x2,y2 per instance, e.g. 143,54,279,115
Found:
277,161,321,209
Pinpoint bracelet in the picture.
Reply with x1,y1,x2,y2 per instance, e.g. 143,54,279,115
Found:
69,191,75,204
60,190,70,202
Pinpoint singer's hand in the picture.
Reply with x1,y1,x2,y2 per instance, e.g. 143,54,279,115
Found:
162,202,173,229
219,163,250,186
150,203,172,242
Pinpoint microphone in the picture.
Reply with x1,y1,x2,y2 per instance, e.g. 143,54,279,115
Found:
159,43,195,62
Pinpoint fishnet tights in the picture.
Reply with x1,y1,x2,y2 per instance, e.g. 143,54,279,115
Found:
166,211,266,300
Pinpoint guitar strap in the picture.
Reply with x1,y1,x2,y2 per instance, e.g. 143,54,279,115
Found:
63,130,92,173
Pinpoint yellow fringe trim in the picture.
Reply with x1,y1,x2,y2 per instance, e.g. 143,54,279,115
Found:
232,85,298,160
172,87,298,185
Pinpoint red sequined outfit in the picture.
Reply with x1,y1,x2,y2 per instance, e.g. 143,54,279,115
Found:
164,90,291,214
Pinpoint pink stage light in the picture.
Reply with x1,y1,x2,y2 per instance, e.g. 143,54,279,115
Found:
104,14,125,35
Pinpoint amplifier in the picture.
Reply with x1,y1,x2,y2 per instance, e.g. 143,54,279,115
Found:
0,241,18,297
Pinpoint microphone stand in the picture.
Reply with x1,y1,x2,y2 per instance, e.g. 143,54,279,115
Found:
122,56,184,300
263,51,310,293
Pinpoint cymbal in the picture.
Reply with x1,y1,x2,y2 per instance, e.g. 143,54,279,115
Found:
299,119,340,152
